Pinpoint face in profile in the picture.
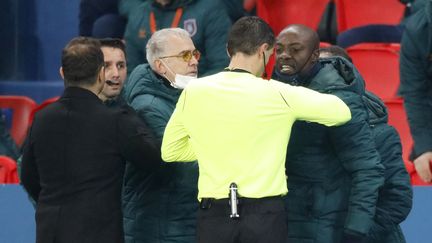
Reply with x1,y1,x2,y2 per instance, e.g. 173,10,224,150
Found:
100,46,127,100
157,36,199,82
275,30,316,76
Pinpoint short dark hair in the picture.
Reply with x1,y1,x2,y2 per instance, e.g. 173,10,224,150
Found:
320,45,353,63
99,38,126,58
227,16,275,56
61,37,104,86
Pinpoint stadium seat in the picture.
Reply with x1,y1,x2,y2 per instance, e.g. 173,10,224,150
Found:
0,155,19,184
384,98,415,176
347,43,400,100
0,96,37,146
335,0,405,33
411,171,432,186
337,24,403,48
256,0,330,35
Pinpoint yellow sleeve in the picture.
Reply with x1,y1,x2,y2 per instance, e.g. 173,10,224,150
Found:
161,90,197,162
270,80,351,126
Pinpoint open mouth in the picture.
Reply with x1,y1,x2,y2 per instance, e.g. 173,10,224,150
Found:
106,80,120,86
280,64,295,73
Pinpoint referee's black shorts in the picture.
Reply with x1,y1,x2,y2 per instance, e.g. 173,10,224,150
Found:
197,196,287,243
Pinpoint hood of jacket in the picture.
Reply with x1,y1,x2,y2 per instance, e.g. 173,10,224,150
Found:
123,64,181,104
308,56,365,95
362,91,388,125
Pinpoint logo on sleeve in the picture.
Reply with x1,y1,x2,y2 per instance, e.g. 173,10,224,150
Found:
184,19,197,37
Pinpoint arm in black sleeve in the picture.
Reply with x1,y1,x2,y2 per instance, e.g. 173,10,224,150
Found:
117,106,160,171
20,127,41,202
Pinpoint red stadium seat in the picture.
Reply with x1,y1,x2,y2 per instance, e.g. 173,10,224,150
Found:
411,171,432,186
335,0,405,33
0,156,19,184
386,98,432,185
384,98,416,177
256,0,330,35
347,43,400,100
0,96,37,146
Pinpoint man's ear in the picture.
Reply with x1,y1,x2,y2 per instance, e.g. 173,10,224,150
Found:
59,67,64,79
258,43,270,57
98,66,105,84
226,45,231,58
311,49,320,63
154,59,166,75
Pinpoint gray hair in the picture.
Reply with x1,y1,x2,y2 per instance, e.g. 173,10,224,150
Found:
146,28,191,69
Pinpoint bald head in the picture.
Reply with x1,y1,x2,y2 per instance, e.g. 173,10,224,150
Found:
278,24,320,51
274,24,320,77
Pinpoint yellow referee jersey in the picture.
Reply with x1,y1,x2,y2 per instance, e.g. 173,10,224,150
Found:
161,71,351,200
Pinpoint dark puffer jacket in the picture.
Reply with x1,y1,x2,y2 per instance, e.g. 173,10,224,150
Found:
399,1,432,160
362,91,413,243
122,64,199,243
274,57,384,243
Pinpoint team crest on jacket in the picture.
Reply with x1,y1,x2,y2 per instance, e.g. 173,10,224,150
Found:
184,19,197,37
138,28,146,39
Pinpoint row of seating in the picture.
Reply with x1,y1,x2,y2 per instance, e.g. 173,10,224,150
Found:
256,0,404,35
334,0,404,33
0,96,58,147
0,96,59,184
347,43,400,100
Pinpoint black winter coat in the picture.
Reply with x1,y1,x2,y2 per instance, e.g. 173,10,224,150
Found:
21,87,160,243
274,58,384,243
363,91,413,243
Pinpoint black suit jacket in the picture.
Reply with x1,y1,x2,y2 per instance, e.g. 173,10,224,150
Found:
21,87,160,243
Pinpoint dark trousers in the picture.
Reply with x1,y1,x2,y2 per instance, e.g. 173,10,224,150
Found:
197,196,287,243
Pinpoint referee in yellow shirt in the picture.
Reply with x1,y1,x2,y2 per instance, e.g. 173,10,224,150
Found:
161,16,352,243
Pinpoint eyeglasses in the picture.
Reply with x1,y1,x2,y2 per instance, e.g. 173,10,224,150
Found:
159,49,201,62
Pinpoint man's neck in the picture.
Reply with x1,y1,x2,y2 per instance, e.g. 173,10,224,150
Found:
66,83,103,98
98,93,109,102
227,53,261,77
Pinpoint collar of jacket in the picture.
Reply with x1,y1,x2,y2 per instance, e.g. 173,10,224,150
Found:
123,64,181,104
308,57,365,95
362,91,388,125
104,95,128,108
272,62,322,87
154,71,174,88
152,0,195,10
61,86,102,102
